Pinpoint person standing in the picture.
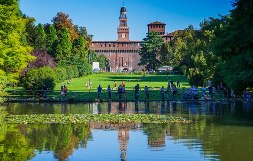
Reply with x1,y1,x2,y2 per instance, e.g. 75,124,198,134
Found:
118,85,123,99
97,85,102,99
177,80,180,88
160,86,165,100
114,81,117,89
63,85,68,96
88,79,92,92
144,86,149,100
134,84,140,100
107,85,112,100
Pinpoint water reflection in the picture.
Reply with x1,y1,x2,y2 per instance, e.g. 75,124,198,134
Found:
0,101,253,161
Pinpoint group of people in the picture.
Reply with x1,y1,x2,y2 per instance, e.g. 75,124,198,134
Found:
60,85,68,97
80,79,252,101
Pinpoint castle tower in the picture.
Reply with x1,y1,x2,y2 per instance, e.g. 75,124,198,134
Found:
117,6,129,41
147,21,166,35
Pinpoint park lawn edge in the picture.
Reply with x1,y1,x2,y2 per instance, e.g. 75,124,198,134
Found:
3,114,192,124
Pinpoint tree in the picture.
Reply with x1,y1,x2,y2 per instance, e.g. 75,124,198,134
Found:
0,0,34,84
34,23,47,49
55,28,72,61
211,0,253,91
159,43,172,66
139,31,164,70
52,12,79,42
23,15,36,47
46,25,58,56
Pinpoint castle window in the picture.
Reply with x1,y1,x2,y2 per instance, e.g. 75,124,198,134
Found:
122,21,125,26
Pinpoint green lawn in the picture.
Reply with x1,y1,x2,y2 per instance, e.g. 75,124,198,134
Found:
6,73,192,102
56,73,189,91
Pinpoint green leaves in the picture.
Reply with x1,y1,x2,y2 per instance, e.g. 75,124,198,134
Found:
139,31,164,70
4,114,191,124
0,1,34,84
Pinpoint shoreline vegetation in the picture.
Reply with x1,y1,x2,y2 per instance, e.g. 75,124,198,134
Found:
2,114,192,124
4,73,251,103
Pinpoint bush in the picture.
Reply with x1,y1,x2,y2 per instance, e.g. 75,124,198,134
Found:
22,67,56,90
55,67,67,82
22,49,56,75
77,61,92,76
65,65,79,79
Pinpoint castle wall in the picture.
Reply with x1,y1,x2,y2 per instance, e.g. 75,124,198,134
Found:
90,41,142,72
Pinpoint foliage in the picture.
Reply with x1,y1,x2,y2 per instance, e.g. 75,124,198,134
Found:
55,28,72,61
209,0,253,91
139,31,164,70
87,50,109,71
3,114,191,124
22,67,56,90
23,15,36,47
0,70,7,102
159,43,172,66
0,0,34,84
52,12,79,42
54,66,68,83
167,26,217,86
21,50,56,75
45,25,58,56
34,23,47,49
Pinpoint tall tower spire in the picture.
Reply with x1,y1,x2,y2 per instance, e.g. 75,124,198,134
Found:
117,5,129,41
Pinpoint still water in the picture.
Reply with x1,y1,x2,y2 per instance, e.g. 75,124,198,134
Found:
0,101,253,161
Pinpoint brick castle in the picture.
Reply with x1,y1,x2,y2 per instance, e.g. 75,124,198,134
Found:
90,6,179,72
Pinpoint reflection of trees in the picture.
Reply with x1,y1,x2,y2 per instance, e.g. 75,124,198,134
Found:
0,124,35,161
0,123,91,161
143,123,171,147
29,124,91,161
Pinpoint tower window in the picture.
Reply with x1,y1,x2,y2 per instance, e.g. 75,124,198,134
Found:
122,21,125,26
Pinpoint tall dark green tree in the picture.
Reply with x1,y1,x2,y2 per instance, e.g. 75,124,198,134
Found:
34,23,47,50
212,0,253,91
139,31,164,70
23,15,36,47
55,28,72,61
46,25,58,56
159,43,171,66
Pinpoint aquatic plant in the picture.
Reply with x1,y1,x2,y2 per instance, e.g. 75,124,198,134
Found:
4,114,192,124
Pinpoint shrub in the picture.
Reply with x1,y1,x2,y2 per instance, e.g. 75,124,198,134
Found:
22,67,56,90
55,67,67,82
22,50,56,75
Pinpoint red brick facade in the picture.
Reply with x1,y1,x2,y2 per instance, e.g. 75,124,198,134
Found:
90,6,178,72
90,7,142,72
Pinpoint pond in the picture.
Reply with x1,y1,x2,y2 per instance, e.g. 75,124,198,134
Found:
0,101,253,161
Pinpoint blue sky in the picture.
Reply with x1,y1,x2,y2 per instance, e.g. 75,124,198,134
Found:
20,0,233,41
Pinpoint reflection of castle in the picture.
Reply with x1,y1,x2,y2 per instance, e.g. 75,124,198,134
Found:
118,128,129,161
90,123,138,161
90,6,179,72
90,122,168,160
